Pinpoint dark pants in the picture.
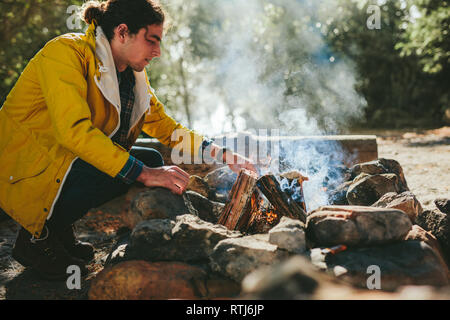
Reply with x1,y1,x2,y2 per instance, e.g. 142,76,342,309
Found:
46,147,164,230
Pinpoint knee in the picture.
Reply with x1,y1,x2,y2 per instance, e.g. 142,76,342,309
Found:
131,147,164,168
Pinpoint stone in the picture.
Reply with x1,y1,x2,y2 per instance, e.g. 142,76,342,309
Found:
268,217,306,254
240,255,323,300
205,276,242,299
209,234,289,282
186,191,225,224
350,158,409,191
130,188,198,222
309,240,449,291
346,173,403,206
204,166,237,199
88,260,208,300
127,215,242,263
241,255,450,300
435,198,450,214
328,181,352,205
416,209,450,265
372,191,423,223
187,175,213,199
171,214,243,260
306,206,413,247
128,219,177,261
405,225,449,273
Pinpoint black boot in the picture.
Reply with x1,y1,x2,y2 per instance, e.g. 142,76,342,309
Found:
56,224,95,263
12,226,87,281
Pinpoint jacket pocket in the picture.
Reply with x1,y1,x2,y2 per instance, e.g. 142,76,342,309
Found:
0,115,51,184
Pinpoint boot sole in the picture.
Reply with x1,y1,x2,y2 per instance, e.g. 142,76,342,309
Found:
12,250,88,281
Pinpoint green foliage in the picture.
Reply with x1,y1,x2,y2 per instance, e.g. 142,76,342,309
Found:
396,0,450,74
0,0,85,104
324,0,448,128
1,0,448,130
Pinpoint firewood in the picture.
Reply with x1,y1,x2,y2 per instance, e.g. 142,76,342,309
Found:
256,175,307,224
218,169,259,231
280,171,309,184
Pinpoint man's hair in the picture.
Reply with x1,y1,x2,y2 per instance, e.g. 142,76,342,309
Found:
82,0,165,41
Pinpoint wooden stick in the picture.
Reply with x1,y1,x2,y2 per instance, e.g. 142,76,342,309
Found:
256,175,307,224
218,169,259,231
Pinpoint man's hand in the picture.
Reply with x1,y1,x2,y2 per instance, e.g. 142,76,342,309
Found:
224,150,258,175
136,165,190,195
208,143,258,175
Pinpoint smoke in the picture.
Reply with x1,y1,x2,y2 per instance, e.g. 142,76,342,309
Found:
193,0,364,210
186,0,366,136
161,0,368,211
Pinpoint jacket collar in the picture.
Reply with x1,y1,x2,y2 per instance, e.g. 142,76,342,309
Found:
86,22,152,136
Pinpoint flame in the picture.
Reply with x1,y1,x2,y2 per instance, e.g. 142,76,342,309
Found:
250,192,278,225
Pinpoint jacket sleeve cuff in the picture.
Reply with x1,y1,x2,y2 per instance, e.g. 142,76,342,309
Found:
116,155,144,185
200,139,213,156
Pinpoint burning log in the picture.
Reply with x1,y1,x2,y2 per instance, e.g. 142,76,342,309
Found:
218,169,259,231
246,193,280,234
256,174,307,224
218,169,309,233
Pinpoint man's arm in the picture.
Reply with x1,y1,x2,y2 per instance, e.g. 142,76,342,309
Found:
142,94,257,175
35,38,190,194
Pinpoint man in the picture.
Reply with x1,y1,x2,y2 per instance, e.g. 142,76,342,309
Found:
0,0,255,280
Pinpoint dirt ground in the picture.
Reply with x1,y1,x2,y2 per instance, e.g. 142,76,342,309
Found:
0,127,449,300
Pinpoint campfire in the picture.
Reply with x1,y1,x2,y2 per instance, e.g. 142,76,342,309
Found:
246,192,280,234
218,169,309,234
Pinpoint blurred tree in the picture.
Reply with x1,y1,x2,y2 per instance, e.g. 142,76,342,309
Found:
148,0,221,130
2,0,448,131
324,0,448,128
0,0,84,104
397,0,450,74
396,0,449,122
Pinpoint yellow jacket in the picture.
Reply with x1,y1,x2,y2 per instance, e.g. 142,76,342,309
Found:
0,22,204,238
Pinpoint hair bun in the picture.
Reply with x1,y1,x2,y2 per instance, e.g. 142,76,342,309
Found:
82,1,106,25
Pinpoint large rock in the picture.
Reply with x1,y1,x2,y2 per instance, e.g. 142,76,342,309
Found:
347,173,403,206
435,198,450,214
89,260,208,300
186,191,224,224
187,175,213,199
416,209,450,265
306,206,413,247
240,255,324,300
203,166,237,201
268,217,306,254
350,158,409,191
130,188,198,222
171,214,242,258
372,191,423,223
210,234,289,282
309,240,449,291
126,215,242,263
328,181,352,205
405,225,449,273
128,219,176,261
241,255,450,300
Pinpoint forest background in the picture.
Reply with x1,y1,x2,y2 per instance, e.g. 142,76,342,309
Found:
1,0,449,136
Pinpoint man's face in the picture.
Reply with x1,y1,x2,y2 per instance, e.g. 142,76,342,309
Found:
122,24,163,72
